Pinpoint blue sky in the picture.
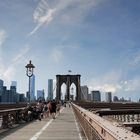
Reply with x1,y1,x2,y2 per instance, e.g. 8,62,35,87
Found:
0,0,140,100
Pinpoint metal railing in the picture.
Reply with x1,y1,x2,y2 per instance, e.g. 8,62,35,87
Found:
0,103,36,129
0,108,25,128
72,103,140,140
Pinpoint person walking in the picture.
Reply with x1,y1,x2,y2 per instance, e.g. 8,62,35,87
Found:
49,100,57,119
43,101,49,118
36,100,43,120
56,101,61,115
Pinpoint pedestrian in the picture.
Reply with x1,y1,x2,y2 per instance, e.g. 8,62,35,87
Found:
43,101,49,118
36,100,43,120
49,100,57,119
56,101,61,115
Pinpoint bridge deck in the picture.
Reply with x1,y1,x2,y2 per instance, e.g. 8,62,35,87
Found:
0,106,87,140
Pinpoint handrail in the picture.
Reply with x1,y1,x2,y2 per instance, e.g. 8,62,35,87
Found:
0,103,36,110
0,108,25,115
72,103,140,140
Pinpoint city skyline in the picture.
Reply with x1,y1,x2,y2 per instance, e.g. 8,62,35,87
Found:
0,0,140,101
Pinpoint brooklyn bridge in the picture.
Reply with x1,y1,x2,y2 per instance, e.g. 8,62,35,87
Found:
0,74,140,140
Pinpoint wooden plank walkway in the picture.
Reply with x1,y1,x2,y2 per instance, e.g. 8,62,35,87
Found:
0,106,87,140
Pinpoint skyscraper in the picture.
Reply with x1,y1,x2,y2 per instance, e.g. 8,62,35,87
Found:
105,92,112,102
11,81,17,94
47,79,53,100
30,74,35,101
37,89,45,100
0,79,4,91
0,79,4,102
81,85,88,100
11,81,17,87
91,90,101,102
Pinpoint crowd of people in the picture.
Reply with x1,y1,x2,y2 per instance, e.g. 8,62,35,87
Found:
25,99,63,121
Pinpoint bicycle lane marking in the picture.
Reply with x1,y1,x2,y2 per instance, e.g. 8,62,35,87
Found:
30,107,64,140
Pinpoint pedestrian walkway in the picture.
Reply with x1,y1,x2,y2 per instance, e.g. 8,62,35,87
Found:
0,106,87,140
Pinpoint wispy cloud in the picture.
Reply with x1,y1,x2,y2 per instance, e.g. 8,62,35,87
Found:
0,29,15,84
28,0,98,36
0,44,31,84
28,0,56,36
12,45,31,64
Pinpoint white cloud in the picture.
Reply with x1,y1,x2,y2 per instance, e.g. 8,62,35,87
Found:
89,83,121,94
28,0,56,36
101,84,121,93
88,70,140,95
88,70,122,93
28,0,98,36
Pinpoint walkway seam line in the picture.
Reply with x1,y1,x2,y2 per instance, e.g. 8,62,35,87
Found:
30,119,53,140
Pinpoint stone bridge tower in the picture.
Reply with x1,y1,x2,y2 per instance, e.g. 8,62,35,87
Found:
56,74,81,101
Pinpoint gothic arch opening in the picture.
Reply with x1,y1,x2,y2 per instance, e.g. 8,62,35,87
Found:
61,83,67,100
70,83,76,100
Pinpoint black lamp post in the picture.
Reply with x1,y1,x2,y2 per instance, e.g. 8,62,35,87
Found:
25,60,35,103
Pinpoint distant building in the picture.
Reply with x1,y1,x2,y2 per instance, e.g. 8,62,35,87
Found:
1,86,19,103
47,79,53,100
10,86,16,102
30,74,35,101
10,81,17,102
81,85,88,100
88,93,91,101
0,79,4,91
19,94,26,102
1,86,7,102
0,79,24,103
11,81,17,87
37,89,45,100
0,79,4,102
91,90,101,102
113,96,119,102
105,92,112,102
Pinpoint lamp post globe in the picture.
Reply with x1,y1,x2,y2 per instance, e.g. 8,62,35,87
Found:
25,60,35,103
25,60,35,77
